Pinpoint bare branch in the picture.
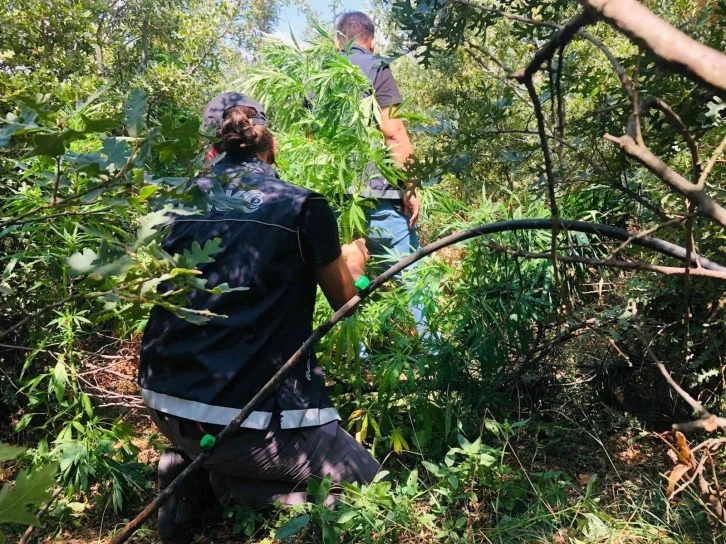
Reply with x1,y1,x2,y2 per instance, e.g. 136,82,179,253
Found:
554,45,567,168
579,0,726,96
463,43,537,115
627,96,702,181
51,156,62,206
466,41,513,73
604,133,726,228
631,302,726,434
698,133,726,187
523,78,563,296
18,488,63,544
577,30,634,99
632,53,644,146
608,216,688,259
451,0,560,30
563,103,629,127
511,11,593,82
0,143,139,230
489,245,726,281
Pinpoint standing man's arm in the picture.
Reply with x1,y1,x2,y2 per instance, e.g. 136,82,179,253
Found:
373,65,419,227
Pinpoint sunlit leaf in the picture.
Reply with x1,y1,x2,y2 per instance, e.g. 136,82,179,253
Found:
124,89,146,138
275,515,311,539
0,462,58,526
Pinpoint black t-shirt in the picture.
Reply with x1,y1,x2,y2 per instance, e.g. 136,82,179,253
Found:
372,65,403,109
344,45,406,199
300,198,342,268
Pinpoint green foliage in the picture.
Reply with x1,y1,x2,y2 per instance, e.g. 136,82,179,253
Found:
0,449,58,544
275,513,311,539
239,29,409,238
2,0,726,542
0,444,26,462
0,84,249,529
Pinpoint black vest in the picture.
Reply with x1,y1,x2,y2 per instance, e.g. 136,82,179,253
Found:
138,158,338,429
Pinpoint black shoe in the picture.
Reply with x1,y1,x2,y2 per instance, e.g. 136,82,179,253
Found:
157,449,214,544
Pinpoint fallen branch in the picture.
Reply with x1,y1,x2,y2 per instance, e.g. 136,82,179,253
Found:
631,301,726,433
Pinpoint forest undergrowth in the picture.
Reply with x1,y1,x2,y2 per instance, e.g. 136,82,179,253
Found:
2,0,726,543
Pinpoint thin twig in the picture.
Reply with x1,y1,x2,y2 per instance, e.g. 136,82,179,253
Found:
669,454,708,500
626,96,702,181
511,11,593,82
523,78,563,302
698,133,726,188
0,144,138,230
555,45,567,168
631,301,726,433
0,276,151,342
5,206,115,228
563,103,629,127
632,52,644,146
18,487,63,544
466,41,513,73
488,244,726,281
683,204,695,366
608,216,688,259
707,449,722,502
51,156,62,206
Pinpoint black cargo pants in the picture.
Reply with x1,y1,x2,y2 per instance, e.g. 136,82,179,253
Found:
149,409,381,507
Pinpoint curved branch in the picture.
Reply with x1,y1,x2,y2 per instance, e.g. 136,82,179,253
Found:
580,0,726,96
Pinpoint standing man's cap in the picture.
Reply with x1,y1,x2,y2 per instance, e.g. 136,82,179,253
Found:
203,92,267,130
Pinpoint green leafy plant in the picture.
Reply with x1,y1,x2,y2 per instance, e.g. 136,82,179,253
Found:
0,444,58,544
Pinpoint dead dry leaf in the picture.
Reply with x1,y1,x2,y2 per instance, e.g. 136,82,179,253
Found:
675,431,692,465
667,464,691,498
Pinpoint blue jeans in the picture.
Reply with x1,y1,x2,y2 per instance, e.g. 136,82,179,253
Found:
365,200,426,337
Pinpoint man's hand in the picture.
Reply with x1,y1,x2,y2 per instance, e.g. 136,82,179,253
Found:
403,188,420,227
317,239,369,314
341,238,369,279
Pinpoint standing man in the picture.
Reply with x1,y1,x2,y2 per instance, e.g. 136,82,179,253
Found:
336,11,429,340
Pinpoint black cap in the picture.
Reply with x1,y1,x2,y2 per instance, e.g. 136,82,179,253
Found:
202,92,267,131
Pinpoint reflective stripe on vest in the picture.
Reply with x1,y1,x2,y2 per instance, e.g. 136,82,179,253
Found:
140,387,341,430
